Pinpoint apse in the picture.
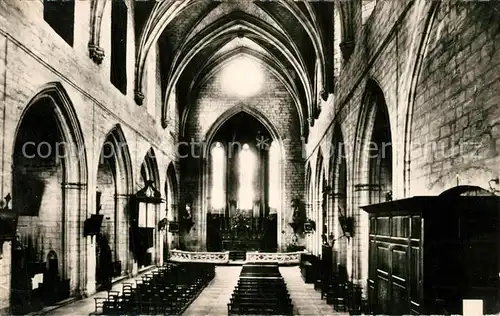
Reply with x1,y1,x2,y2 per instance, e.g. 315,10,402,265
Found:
206,112,278,253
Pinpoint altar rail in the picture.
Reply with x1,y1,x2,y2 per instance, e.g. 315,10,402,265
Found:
245,251,304,265
168,250,305,265
169,250,230,264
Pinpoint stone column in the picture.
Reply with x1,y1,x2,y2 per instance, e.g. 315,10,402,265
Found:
116,194,133,276
62,182,86,298
353,184,379,297
85,236,97,295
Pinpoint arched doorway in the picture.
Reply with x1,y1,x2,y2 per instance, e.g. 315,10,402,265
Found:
136,148,161,269
165,163,179,256
11,83,87,313
305,162,313,252
313,150,324,256
354,80,393,293
204,111,280,255
328,123,348,281
95,125,132,290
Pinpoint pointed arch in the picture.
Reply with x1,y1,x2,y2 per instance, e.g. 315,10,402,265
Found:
140,147,160,191
403,1,440,196
202,105,284,159
14,82,88,185
88,0,109,64
163,13,312,131
337,0,355,61
328,122,348,271
182,48,303,131
11,82,88,305
305,160,313,217
352,78,393,293
166,162,179,213
313,147,325,255
181,47,304,137
100,124,134,196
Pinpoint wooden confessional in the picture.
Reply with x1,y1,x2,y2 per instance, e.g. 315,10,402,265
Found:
362,186,500,315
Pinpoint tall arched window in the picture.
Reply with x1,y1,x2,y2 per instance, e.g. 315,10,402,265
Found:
211,142,225,211
238,144,255,210
268,141,280,212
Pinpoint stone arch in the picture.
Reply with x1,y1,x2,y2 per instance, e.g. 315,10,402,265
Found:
201,106,285,250
164,162,179,254
328,122,348,272
181,48,304,136
162,13,312,130
11,82,88,311
337,0,356,61
352,78,393,295
304,161,313,248
403,1,441,196
88,0,109,64
95,124,133,280
313,147,326,256
137,147,161,267
203,105,283,159
98,124,134,196
140,147,160,190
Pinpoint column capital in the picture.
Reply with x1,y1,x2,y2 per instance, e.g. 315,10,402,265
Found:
62,182,87,190
354,184,381,192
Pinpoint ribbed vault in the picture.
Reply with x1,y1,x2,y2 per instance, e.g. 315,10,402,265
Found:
134,0,335,136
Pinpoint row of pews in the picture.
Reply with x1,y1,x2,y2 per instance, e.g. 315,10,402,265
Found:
228,263,294,315
303,250,367,314
91,262,215,315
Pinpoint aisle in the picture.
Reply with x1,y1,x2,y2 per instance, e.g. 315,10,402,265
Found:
182,266,242,316
280,266,348,316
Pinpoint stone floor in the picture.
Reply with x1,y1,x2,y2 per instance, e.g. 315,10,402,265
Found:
183,266,348,316
33,265,348,315
182,266,242,315
279,266,347,316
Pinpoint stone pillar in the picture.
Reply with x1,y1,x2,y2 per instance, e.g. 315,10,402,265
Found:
316,199,322,256
62,182,86,298
116,194,133,276
85,236,96,296
353,184,379,298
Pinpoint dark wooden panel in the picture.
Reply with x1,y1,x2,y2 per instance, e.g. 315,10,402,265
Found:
377,246,390,273
410,216,421,239
363,195,500,315
377,217,390,236
409,246,421,304
377,276,390,314
392,282,408,315
391,248,407,280
391,216,409,238
369,241,377,279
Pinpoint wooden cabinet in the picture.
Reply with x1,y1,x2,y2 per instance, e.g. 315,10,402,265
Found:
362,188,500,315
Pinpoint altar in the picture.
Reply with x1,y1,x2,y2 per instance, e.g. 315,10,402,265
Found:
206,210,277,252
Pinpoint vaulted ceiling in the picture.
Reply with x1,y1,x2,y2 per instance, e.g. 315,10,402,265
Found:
134,0,335,136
